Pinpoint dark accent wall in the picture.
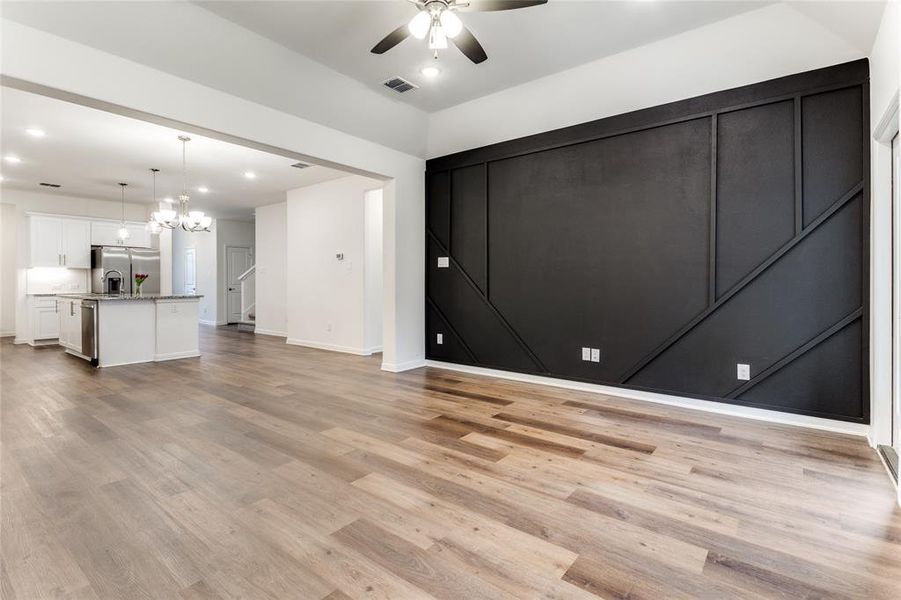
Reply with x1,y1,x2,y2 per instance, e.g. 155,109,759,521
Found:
425,60,870,423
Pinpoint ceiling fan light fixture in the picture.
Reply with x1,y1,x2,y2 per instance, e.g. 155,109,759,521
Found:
408,10,430,39
428,23,448,49
439,10,462,38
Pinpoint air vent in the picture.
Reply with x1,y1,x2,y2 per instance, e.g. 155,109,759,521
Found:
383,76,418,94
291,162,311,170
39,182,61,188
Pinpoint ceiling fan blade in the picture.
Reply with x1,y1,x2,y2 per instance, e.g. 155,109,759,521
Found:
456,0,547,12
371,23,411,54
451,25,488,64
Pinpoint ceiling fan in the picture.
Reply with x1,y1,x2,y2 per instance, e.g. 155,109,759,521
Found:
371,0,548,65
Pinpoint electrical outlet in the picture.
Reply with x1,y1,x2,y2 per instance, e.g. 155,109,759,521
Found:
437,256,449,268
591,348,600,363
436,333,444,345
581,347,591,361
737,363,750,380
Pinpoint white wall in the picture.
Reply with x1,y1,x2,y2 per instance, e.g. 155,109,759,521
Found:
171,222,218,324
286,175,382,355
364,188,384,353
2,19,425,371
426,3,866,157
0,203,18,335
254,202,287,337
216,218,255,324
868,1,900,453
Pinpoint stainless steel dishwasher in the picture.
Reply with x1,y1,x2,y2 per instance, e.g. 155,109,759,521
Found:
81,300,99,367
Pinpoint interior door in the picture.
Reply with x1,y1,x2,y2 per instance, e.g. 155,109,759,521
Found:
184,247,196,294
226,246,252,323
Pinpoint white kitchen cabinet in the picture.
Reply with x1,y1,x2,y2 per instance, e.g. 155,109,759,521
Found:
91,221,151,248
58,298,82,354
127,224,152,249
30,216,64,267
63,220,91,267
29,216,91,268
32,297,60,341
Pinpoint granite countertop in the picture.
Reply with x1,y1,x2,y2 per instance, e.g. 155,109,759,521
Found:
56,293,204,301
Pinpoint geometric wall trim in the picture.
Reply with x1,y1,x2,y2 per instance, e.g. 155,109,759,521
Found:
426,59,870,422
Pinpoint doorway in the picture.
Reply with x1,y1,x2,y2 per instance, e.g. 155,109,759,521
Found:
226,246,253,324
184,247,196,295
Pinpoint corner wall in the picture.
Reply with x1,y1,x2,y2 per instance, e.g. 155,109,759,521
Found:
285,175,382,355
867,0,900,451
254,202,287,337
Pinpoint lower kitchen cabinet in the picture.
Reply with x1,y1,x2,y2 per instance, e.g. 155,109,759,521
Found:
31,296,60,342
58,298,83,355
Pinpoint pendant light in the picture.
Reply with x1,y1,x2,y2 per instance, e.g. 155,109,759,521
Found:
147,136,212,233
117,183,130,242
146,168,163,235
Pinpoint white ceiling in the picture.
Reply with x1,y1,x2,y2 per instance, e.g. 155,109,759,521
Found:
0,87,349,219
199,0,776,112
197,0,886,113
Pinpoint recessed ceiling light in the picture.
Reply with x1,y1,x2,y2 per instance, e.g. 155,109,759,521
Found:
244,171,257,179
3,156,21,164
26,128,46,137
420,66,440,78
197,186,209,193
0,175,4,182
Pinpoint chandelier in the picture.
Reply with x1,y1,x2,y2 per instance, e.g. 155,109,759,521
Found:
148,136,212,233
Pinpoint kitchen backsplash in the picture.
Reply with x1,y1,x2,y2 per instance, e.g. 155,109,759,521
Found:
26,267,89,295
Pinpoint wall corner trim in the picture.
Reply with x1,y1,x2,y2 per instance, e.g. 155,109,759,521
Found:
254,328,287,338
425,360,871,437
382,358,427,373
873,88,899,143
285,338,372,356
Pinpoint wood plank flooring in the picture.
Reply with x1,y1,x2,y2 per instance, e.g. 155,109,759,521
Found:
2,326,900,599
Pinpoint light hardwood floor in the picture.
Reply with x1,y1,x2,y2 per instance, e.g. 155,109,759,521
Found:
2,326,900,599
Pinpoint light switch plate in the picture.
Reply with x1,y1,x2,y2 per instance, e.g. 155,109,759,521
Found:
437,256,449,268
436,333,444,345
591,348,601,363
581,347,591,361
737,363,750,380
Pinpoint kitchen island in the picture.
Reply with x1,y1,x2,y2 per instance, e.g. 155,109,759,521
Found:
57,293,203,367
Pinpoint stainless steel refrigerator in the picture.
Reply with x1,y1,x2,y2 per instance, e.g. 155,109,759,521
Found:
91,246,161,295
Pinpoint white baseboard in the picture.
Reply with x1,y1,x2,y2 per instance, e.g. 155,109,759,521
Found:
425,360,869,437
382,357,427,373
0,331,15,338
199,319,224,326
254,328,287,338
364,345,383,355
13,337,29,344
286,338,373,356
154,351,201,362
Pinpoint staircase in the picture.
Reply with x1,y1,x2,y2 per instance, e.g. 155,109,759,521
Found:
237,265,256,333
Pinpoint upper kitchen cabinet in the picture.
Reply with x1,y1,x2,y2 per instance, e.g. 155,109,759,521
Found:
91,221,152,248
28,215,91,268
